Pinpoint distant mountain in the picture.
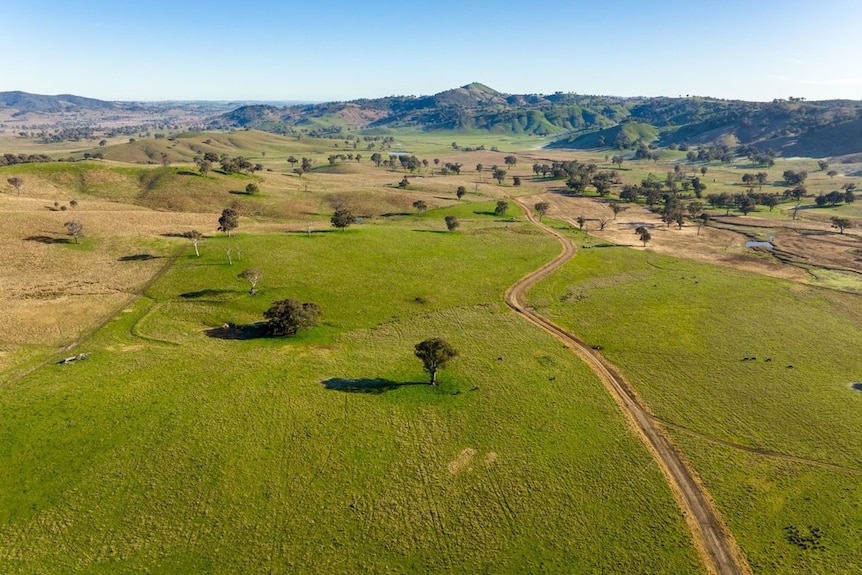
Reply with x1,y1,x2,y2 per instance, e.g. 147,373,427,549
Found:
0,91,118,113
211,84,862,158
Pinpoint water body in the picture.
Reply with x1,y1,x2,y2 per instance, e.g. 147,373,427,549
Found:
746,240,774,249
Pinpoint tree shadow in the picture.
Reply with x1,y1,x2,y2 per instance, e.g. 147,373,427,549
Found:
181,288,238,299
119,254,160,261
412,229,450,234
284,229,339,235
321,378,427,394
851,383,862,392
25,235,70,244
381,212,411,217
204,322,268,340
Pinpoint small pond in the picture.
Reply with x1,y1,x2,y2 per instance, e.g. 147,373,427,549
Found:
746,240,774,249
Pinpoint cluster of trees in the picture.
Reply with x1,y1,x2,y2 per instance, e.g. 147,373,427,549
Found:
814,186,856,207
1,153,52,167
326,153,362,165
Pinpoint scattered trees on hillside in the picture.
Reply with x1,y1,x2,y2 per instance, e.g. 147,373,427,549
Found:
492,167,507,184
6,177,23,197
635,225,651,247
534,201,550,221
264,298,320,336
218,208,239,236
237,268,263,295
331,208,355,229
830,216,852,234
65,220,84,243
414,337,458,386
183,230,204,256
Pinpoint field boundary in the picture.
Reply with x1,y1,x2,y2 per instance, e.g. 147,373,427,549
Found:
505,197,752,575
1,244,187,388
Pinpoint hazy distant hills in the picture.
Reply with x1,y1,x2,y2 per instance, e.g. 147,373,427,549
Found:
4,86,862,158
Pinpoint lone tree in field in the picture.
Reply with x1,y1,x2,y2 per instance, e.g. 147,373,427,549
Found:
218,208,239,237
445,215,460,231
504,155,517,169
398,176,410,188
512,175,521,187
456,186,467,200
238,268,263,295
331,208,355,229
635,225,651,247
183,230,204,256
414,337,458,386
831,216,852,234
412,200,427,213
7,177,23,197
576,215,587,229
492,167,507,185
495,200,509,216
264,298,320,336
64,220,84,243
534,201,550,221
245,183,259,195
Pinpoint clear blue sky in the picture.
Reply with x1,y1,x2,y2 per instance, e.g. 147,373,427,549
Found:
3,0,861,102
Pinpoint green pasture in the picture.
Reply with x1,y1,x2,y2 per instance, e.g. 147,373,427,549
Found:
0,221,701,573
527,244,862,573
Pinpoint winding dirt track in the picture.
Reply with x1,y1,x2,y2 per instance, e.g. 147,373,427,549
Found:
505,199,752,575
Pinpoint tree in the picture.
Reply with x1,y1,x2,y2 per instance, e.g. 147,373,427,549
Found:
238,268,263,295
818,160,829,171
398,176,410,188
6,177,23,197
697,212,710,237
611,155,624,168
301,157,313,172
218,208,239,236
475,164,483,177
576,215,587,229
445,215,460,231
65,220,84,243
831,216,852,234
783,170,807,186
609,203,625,220
331,208,355,229
534,201,550,221
456,186,466,200
264,298,320,336
414,337,458,385
492,167,507,184
635,225,651,247
245,183,259,195
504,155,517,170
412,200,427,213
160,153,171,167
494,200,508,216
183,230,204,256
512,175,521,187
195,158,211,176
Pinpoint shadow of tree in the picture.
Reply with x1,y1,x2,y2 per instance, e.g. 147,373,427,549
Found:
25,235,70,244
204,322,268,340
180,289,237,299
321,378,426,394
119,254,160,261
852,383,862,392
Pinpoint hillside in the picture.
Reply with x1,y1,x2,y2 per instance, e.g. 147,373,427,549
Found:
212,85,862,158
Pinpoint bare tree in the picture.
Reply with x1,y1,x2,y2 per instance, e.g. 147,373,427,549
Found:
7,177,23,197
183,230,204,256
65,220,84,243
237,268,263,295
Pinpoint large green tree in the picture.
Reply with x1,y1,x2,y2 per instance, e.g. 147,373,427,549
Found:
414,338,458,385
264,299,320,336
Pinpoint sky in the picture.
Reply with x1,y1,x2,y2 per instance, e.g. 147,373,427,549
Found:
3,0,862,103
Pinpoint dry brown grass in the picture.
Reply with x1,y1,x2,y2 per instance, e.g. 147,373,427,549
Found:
0,199,215,371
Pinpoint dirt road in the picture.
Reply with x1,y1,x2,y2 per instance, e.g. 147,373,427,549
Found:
505,198,752,575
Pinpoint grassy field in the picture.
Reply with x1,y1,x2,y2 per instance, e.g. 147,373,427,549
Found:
3,129,862,573
0,220,702,573
526,243,862,573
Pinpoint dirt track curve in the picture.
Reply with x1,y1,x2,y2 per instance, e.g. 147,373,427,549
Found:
505,198,752,575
